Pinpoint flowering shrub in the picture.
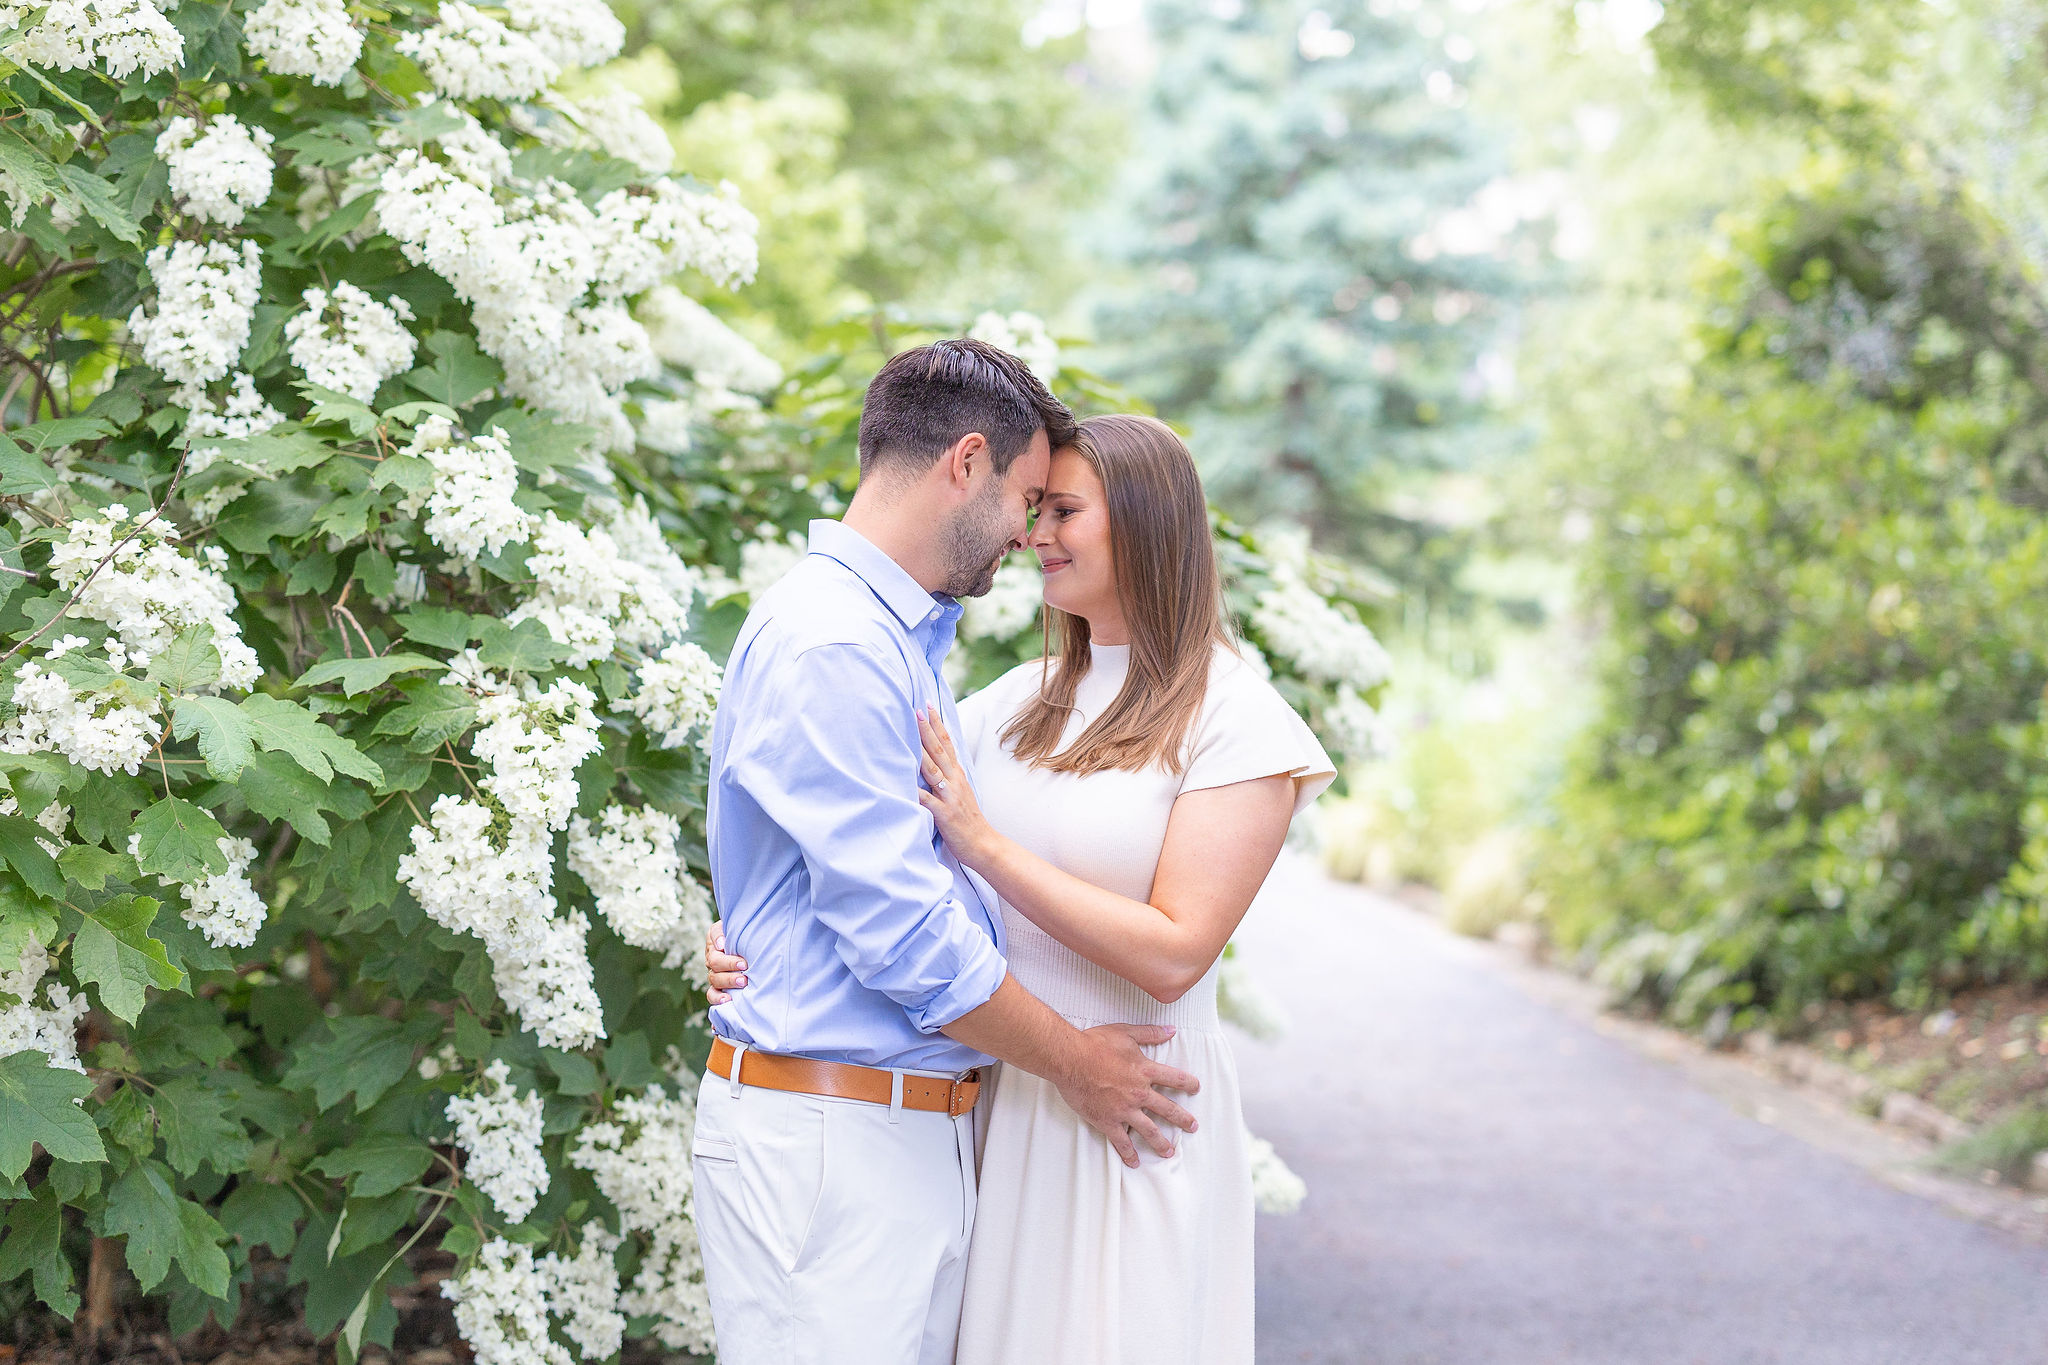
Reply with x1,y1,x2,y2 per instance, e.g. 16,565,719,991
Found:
0,5,1372,1342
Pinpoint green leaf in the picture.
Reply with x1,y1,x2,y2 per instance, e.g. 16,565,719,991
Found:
131,797,231,882
489,407,600,474
172,697,255,779
219,1181,300,1255
0,1185,78,1318
0,434,62,495
238,749,333,844
103,1161,230,1296
153,1077,253,1176
295,653,440,696
73,896,184,1023
0,814,62,899
476,618,570,671
296,192,375,251
11,417,116,454
279,119,378,167
371,683,477,753
0,128,57,207
301,386,381,438
0,893,56,980
543,1047,600,1096
196,427,336,477
369,453,433,494
213,478,325,554
170,0,240,78
238,693,383,784
281,1015,438,1113
0,1051,105,1178
147,623,224,694
402,332,503,409
395,607,487,651
56,843,129,892
54,163,142,244
311,1135,434,1199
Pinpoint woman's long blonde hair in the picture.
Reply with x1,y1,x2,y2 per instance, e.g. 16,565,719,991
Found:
998,413,1229,775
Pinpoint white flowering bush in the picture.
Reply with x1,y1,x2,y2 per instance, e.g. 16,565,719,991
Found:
0,0,764,1354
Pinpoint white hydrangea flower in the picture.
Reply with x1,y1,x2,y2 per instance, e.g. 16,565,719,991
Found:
507,511,692,667
471,679,603,831
397,1,558,102
568,1086,714,1354
968,310,1060,384
0,663,160,776
633,397,694,456
0,935,87,1073
539,1225,625,1361
489,909,606,1051
1216,952,1288,1042
443,1237,573,1365
557,89,671,175
285,282,419,402
1321,683,1391,762
181,372,285,522
242,0,362,85
504,0,622,69
636,285,781,394
398,796,560,947
175,835,269,948
616,642,720,751
5,0,183,79
45,503,262,690
1249,1135,1308,1215
399,415,535,562
960,559,1041,641
738,528,807,601
590,179,759,298
155,115,275,228
128,240,263,387
446,1059,549,1223
567,805,714,969
1252,574,1390,691
0,794,70,857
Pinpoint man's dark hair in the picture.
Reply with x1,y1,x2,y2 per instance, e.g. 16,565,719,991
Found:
856,338,1077,479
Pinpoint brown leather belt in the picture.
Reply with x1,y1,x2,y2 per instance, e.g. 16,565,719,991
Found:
707,1037,982,1119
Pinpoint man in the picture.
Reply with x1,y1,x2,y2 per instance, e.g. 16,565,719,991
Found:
693,339,1201,1365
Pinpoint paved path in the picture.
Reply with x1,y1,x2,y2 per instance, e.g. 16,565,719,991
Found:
1232,856,2048,1365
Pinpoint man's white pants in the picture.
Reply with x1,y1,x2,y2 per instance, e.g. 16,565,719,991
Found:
692,1067,977,1365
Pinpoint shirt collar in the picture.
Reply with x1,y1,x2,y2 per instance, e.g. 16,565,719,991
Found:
806,519,950,633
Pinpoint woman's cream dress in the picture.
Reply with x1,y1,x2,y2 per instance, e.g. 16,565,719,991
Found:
952,640,1334,1365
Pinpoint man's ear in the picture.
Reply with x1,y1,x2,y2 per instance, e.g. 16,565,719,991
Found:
940,432,988,494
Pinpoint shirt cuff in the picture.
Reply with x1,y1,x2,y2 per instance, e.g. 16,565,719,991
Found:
903,931,1008,1035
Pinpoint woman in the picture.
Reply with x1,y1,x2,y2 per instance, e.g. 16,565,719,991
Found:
709,413,1334,1363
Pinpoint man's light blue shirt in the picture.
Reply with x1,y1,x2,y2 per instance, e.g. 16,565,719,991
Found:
704,519,1007,1072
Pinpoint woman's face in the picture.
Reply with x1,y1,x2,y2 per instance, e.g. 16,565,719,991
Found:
1031,446,1120,628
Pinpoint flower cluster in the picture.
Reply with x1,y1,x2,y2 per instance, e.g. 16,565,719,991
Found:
128,241,263,389
0,936,88,1072
286,283,419,402
156,116,275,228
538,1226,625,1360
968,310,1060,384
241,0,361,84
637,285,782,396
181,373,286,519
397,2,560,102
0,657,159,776
567,805,713,971
507,506,695,667
447,1059,550,1223
617,642,720,751
45,504,263,690
443,1238,573,1365
169,835,269,949
1320,684,1392,762
399,679,607,1049
557,90,672,176
737,528,807,601
400,416,534,562
1252,574,1390,691
960,558,1042,641
1,0,182,79
568,1085,714,1353
1248,1136,1308,1215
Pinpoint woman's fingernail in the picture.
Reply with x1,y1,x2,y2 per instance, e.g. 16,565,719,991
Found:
736,975,747,987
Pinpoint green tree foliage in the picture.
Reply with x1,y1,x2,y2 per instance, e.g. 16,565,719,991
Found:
608,0,1113,340
1529,0,2048,1025
1093,0,1514,577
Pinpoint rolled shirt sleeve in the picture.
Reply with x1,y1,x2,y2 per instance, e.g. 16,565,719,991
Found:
727,641,1006,1033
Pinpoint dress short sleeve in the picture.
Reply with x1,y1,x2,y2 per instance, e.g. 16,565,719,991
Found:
1179,650,1338,817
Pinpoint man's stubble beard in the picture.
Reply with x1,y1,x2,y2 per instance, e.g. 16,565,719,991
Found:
939,474,1014,599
